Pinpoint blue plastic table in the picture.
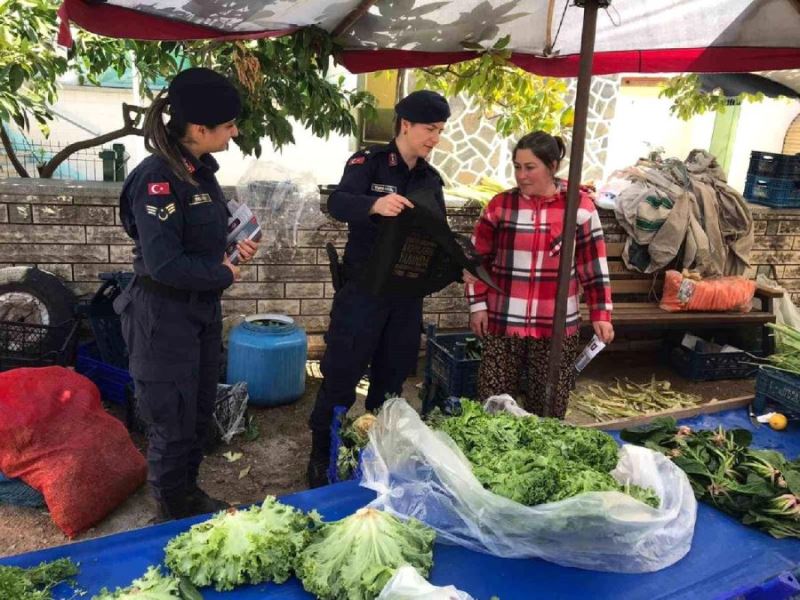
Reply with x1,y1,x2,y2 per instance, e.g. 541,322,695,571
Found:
3,409,800,600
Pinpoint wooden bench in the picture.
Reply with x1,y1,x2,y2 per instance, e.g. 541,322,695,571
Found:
579,243,782,355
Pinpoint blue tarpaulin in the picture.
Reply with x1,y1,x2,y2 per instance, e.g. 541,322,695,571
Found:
2,408,800,600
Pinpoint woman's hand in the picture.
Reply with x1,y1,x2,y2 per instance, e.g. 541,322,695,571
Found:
462,269,479,285
470,310,489,337
237,239,259,264
369,193,414,217
223,254,241,281
593,320,614,344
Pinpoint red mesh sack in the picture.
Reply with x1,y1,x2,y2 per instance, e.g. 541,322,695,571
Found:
0,367,146,537
659,270,756,313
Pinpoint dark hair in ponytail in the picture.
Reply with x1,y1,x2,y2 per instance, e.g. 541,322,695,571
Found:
143,95,196,184
513,131,567,176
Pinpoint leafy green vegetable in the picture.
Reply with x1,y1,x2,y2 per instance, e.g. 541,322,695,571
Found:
621,418,800,538
0,558,79,600
336,413,377,481
92,566,196,599
428,399,658,508
164,496,319,591
296,507,435,600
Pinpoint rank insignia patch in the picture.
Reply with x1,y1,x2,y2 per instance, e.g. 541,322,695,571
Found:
147,182,171,195
388,152,398,166
146,202,177,221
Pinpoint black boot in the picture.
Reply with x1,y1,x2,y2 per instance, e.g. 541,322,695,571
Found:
306,429,331,489
186,485,229,516
154,493,195,523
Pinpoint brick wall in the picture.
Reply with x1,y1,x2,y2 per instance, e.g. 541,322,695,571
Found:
0,179,476,357
1,178,795,356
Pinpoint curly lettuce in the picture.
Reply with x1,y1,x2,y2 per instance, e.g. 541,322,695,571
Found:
164,496,318,591
296,508,435,600
431,399,659,508
91,566,194,600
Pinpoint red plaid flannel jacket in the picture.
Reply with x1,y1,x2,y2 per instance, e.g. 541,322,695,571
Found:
466,186,612,338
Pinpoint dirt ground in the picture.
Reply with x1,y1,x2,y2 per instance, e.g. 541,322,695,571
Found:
0,349,755,558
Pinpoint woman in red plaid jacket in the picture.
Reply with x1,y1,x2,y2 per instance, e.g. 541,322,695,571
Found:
466,131,614,418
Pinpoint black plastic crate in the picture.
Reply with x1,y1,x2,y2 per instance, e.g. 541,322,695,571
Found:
754,367,800,420
667,343,758,381
744,174,800,208
748,150,800,180
0,319,80,371
75,272,133,369
420,324,481,413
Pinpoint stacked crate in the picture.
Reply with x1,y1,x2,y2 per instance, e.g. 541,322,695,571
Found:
744,151,800,208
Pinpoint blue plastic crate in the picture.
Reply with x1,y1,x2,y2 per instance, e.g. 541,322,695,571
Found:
421,324,480,413
744,174,800,209
75,342,133,406
715,569,800,600
754,367,800,419
748,150,800,180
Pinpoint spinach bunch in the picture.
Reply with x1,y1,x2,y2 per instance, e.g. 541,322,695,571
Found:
622,417,800,538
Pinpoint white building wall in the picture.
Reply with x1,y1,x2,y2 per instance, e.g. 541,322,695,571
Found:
604,80,800,194
603,83,715,180
17,68,359,186
727,99,800,191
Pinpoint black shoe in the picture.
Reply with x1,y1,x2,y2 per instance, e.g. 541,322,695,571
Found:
186,486,229,515
307,429,331,489
306,458,329,489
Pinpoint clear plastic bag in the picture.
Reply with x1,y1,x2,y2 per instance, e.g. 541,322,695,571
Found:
214,382,249,444
236,161,326,251
361,399,697,573
377,566,474,600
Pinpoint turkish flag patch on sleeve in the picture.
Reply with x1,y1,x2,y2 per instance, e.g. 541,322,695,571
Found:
348,156,366,166
148,182,171,195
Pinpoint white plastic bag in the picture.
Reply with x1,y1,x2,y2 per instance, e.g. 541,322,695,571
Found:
757,274,800,333
377,566,474,600
483,393,530,417
595,171,631,210
361,399,696,573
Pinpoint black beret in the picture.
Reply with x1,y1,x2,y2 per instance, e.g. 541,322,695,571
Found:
395,90,451,123
168,67,242,126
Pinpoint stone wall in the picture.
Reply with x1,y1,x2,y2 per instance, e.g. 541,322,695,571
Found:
427,75,621,187
1,179,797,358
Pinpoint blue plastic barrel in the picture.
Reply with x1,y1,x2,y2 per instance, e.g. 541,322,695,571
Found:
226,314,307,406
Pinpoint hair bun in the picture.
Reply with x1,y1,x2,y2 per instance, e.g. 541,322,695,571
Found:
554,136,567,161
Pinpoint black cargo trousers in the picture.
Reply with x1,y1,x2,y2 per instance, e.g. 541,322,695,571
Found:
115,277,221,505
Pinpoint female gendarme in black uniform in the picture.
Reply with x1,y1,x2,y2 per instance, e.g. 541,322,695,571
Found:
116,68,258,521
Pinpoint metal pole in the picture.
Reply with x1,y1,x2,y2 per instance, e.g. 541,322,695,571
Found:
543,0,602,416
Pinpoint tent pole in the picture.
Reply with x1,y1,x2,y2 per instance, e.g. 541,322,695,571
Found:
332,0,380,38
543,0,603,416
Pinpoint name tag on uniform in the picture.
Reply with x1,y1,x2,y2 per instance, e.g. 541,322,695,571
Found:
371,183,398,194
189,193,212,206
